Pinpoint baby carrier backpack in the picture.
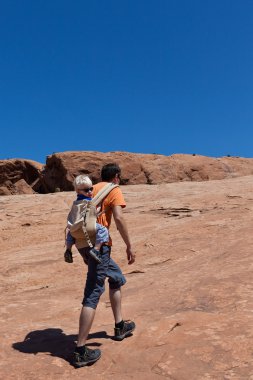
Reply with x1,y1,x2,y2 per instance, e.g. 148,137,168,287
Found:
67,183,119,249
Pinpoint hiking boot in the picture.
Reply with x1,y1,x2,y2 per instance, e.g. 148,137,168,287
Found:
73,346,101,367
89,248,102,264
64,248,73,263
114,320,136,341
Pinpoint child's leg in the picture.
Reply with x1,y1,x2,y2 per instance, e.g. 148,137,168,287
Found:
95,224,109,247
87,224,109,264
64,230,75,263
66,230,75,250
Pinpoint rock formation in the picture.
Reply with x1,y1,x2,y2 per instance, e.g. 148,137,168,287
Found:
0,159,44,195
42,151,253,192
1,152,253,195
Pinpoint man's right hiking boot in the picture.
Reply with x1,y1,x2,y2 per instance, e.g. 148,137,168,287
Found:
73,346,101,367
114,320,136,341
64,248,73,263
89,248,102,264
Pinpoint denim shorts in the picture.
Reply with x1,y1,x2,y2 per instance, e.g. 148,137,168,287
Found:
78,245,126,309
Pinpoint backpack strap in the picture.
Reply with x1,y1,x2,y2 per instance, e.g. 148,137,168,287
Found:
92,183,119,207
82,225,94,248
82,202,95,248
82,228,93,248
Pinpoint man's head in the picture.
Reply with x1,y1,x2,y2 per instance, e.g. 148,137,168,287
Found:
101,163,121,183
73,175,93,195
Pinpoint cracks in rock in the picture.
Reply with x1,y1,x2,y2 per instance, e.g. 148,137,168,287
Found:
151,352,177,379
125,269,146,275
141,203,241,219
226,195,242,199
168,322,182,333
143,206,196,218
148,258,172,266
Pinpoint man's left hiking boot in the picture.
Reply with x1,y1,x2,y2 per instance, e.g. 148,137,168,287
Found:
114,320,136,341
73,346,101,367
64,248,73,263
89,248,102,264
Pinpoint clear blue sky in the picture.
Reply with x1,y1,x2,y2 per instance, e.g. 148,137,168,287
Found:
0,0,252,163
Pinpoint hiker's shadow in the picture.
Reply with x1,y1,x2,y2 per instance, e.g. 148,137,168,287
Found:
12,328,112,365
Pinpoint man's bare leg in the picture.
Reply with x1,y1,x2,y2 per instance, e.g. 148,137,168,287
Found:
77,306,96,346
109,288,122,324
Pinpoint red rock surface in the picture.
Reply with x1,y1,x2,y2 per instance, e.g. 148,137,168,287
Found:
0,159,44,195
43,151,253,192
2,152,253,195
1,176,253,379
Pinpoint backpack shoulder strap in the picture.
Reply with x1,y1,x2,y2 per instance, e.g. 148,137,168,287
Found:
92,183,119,207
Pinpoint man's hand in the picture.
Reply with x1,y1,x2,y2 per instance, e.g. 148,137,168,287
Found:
127,246,135,265
113,205,135,264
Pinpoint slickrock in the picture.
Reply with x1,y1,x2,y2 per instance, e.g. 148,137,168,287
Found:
1,175,253,379
42,151,253,191
2,152,253,195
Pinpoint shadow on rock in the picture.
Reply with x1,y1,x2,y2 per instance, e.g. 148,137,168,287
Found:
12,328,111,365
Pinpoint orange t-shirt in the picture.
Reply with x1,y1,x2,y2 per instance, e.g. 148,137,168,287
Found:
93,182,126,245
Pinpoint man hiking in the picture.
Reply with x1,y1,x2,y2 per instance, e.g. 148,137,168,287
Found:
73,163,136,367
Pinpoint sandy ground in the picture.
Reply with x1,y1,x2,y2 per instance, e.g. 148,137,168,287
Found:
1,176,253,379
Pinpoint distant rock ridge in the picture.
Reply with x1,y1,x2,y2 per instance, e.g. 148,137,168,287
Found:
0,159,44,196
1,151,253,195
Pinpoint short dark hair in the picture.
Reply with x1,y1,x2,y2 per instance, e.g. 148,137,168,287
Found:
101,163,121,181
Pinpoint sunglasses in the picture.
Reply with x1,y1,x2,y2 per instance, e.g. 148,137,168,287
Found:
80,187,93,193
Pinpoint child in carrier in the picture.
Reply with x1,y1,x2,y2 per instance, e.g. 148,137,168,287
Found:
64,175,109,264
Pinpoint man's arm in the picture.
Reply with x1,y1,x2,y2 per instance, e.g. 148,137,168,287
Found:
112,205,135,265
